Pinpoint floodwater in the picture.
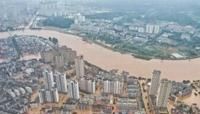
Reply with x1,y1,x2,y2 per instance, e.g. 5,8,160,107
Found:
182,91,200,108
0,29,200,81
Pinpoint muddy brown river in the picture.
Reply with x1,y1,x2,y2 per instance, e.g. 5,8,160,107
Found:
0,29,200,81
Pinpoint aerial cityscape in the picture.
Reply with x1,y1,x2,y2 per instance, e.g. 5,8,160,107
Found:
0,0,200,114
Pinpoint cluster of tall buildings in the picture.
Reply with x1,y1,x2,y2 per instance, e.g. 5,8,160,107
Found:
39,69,81,103
66,55,85,99
41,46,77,71
146,24,160,34
39,88,59,103
79,78,96,94
131,24,160,34
149,70,172,113
39,49,86,103
103,79,124,95
39,70,59,103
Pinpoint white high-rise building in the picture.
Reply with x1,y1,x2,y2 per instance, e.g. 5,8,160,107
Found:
46,90,52,102
39,88,59,103
43,70,54,89
52,88,59,102
113,80,121,94
79,78,95,94
39,89,45,104
87,80,96,94
156,79,172,108
41,46,77,71
154,25,160,34
146,24,160,34
68,80,80,100
75,55,85,78
149,70,161,96
54,54,65,71
103,80,123,95
55,72,68,93
103,80,110,93
146,24,154,34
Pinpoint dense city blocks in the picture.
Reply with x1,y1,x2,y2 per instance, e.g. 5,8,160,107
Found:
0,0,200,114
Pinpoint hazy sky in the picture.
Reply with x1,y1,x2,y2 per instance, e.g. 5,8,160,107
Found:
87,0,200,11
1,0,199,11
95,0,200,3
92,0,200,6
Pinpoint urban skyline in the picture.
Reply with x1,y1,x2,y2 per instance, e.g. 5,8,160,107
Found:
0,0,199,114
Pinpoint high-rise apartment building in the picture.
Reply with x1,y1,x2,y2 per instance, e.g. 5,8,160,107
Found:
103,80,123,95
146,24,154,34
149,70,161,96
41,46,77,71
79,78,95,94
39,88,59,103
154,25,160,34
75,55,85,78
43,70,54,89
156,79,172,108
54,54,65,71
68,80,80,100
146,24,160,34
55,72,68,93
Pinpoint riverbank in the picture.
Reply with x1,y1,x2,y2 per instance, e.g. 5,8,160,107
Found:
0,29,200,81
37,27,200,61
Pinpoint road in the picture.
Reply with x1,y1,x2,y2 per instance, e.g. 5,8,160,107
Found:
139,80,152,114
25,12,38,30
